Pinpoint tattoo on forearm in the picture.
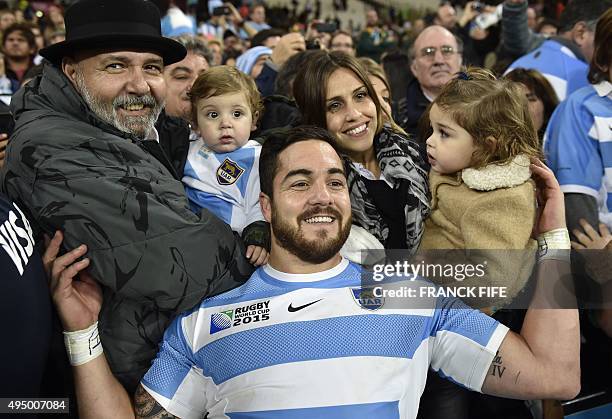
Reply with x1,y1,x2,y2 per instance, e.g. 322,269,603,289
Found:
490,351,506,378
134,385,177,418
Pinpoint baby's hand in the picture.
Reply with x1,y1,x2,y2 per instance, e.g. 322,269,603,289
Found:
246,245,269,266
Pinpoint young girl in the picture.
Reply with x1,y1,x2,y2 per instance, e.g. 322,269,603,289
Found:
420,67,541,310
183,66,269,266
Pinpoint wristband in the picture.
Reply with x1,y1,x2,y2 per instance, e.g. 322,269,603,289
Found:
537,228,570,263
63,321,103,366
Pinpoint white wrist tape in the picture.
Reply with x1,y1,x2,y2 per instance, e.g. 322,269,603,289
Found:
537,228,571,263
63,321,103,366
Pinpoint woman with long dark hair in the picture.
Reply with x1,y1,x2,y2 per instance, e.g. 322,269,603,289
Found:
293,50,429,252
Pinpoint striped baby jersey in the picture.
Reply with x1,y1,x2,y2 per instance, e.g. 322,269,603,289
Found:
183,139,264,235
142,259,508,419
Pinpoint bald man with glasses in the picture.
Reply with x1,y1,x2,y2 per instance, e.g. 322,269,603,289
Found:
397,25,462,140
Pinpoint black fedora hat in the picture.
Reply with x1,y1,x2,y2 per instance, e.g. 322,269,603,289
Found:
40,0,186,65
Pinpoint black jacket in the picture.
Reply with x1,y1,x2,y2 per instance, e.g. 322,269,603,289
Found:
396,77,430,141
1,63,253,392
254,95,302,139
155,110,190,179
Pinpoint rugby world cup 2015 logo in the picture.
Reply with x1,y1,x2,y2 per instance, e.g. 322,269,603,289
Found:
351,287,384,311
210,310,234,334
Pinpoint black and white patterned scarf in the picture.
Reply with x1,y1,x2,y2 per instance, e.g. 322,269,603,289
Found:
345,125,430,253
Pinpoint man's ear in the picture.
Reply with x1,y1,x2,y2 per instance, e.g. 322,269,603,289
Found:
61,57,79,86
260,192,272,223
410,59,418,76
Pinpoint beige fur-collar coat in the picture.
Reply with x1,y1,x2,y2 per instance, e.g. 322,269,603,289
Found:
419,155,538,310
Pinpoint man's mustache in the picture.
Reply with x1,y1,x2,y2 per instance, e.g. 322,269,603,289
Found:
113,94,158,109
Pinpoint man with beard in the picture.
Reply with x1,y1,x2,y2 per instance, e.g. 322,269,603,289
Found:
0,0,252,393
49,126,579,418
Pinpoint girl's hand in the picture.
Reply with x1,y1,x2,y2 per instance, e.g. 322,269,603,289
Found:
246,245,269,266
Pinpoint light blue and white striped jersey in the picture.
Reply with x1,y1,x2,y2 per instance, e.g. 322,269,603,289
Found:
506,39,589,101
160,6,196,37
544,81,612,228
141,259,508,419
183,139,264,234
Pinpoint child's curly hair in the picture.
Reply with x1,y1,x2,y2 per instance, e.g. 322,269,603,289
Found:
189,65,263,128
430,67,542,168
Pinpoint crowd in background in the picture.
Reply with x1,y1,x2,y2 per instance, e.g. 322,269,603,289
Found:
0,0,587,96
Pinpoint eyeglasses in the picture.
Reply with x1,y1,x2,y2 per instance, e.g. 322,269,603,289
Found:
418,45,459,59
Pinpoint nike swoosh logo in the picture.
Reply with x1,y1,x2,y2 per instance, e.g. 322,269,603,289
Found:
288,299,323,312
